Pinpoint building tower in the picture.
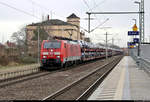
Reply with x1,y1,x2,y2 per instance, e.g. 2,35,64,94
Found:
67,13,80,40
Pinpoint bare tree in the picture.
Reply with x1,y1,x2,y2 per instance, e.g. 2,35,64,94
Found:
11,26,27,56
11,27,26,45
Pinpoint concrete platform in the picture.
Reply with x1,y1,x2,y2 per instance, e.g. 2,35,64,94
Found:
88,56,150,100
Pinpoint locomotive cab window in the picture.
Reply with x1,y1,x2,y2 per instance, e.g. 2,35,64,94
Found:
44,41,61,49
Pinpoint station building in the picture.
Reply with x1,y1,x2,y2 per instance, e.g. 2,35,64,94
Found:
26,13,85,55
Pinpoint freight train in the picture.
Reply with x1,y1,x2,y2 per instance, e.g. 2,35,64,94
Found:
40,38,123,69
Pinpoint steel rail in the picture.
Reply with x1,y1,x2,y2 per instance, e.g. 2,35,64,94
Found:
76,57,122,100
0,71,51,88
0,57,108,88
42,56,122,100
0,56,106,82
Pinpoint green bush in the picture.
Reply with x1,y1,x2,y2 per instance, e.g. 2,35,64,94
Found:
0,56,9,66
20,56,37,64
0,55,37,66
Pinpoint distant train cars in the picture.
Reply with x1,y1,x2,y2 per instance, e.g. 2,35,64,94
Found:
78,40,106,61
40,39,123,69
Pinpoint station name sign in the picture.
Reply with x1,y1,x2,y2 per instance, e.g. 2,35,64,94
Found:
133,38,139,43
128,31,139,36
128,42,135,46
127,42,135,48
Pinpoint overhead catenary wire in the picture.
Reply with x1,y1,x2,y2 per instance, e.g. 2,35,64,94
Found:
82,0,108,19
90,18,109,33
82,0,97,18
28,0,49,12
82,0,91,11
91,0,111,23
27,0,66,19
0,1,41,20
90,0,106,12
82,0,110,33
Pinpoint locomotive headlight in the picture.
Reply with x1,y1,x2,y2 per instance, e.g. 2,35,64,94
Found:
43,56,47,58
54,52,60,55
56,56,60,58
43,52,48,55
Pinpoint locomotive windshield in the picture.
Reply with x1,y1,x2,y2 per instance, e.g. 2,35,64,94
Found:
44,41,61,49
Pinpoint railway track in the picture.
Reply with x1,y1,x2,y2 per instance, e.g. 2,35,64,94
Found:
0,55,122,100
0,70,54,88
43,56,123,100
0,57,102,82
0,67,41,82
0,56,107,88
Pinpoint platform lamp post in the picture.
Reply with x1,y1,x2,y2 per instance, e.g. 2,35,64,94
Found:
134,1,141,57
37,26,40,64
134,1,142,68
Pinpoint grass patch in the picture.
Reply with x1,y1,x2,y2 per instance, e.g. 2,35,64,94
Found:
0,55,38,70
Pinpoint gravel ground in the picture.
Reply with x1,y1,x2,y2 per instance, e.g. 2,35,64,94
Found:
0,56,118,100
53,56,122,100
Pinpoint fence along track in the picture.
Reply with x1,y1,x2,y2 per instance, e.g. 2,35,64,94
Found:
0,64,41,82
0,56,106,88
0,71,54,88
43,56,123,100
0,58,104,88
0,56,108,83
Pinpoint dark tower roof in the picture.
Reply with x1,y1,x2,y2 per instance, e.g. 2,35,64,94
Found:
67,13,80,19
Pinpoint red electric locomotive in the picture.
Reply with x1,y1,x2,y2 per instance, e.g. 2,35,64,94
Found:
40,39,81,68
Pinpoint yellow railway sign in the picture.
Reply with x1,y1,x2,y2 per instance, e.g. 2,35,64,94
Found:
132,24,138,31
129,45,134,48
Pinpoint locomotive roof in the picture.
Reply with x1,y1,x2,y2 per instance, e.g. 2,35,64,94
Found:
43,39,79,45
42,40,122,51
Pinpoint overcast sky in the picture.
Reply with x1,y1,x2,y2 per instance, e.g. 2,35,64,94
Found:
0,0,150,47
